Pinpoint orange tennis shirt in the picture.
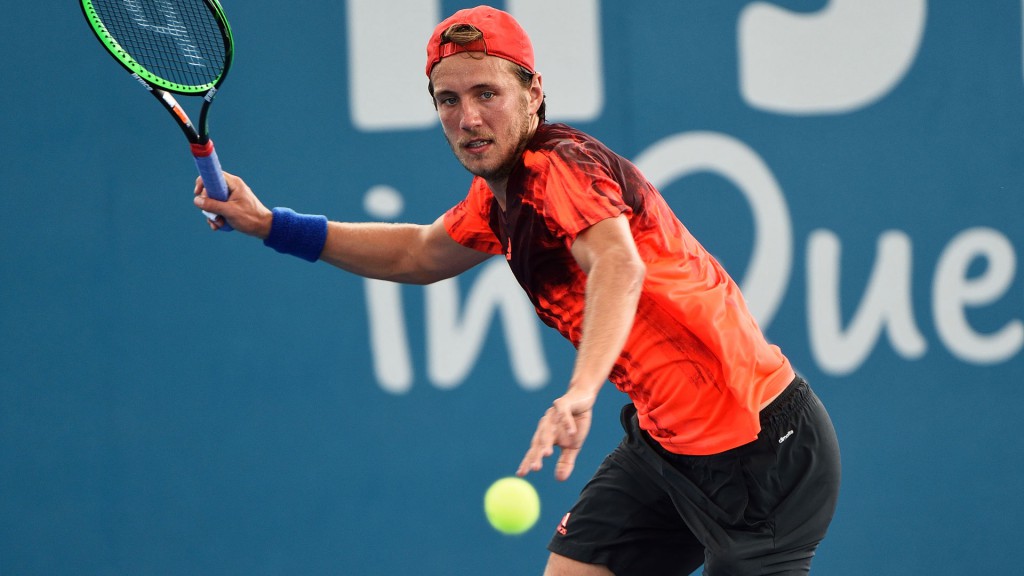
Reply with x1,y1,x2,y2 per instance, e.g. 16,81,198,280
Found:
443,123,794,455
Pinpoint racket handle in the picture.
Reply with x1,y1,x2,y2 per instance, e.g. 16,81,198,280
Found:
191,141,233,232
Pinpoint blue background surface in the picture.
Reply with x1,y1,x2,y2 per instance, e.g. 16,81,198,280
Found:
2,1,1021,574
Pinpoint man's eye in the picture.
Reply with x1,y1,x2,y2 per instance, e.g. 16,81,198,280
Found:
481,92,495,100
441,97,457,106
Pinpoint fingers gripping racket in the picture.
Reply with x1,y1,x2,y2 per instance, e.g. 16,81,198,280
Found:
81,0,235,231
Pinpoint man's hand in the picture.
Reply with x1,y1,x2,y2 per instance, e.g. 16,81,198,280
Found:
193,171,273,238
517,388,596,482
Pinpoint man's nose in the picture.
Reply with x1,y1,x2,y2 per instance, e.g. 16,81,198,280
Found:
460,101,482,130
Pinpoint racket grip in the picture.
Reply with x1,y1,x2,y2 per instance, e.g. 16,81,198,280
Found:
191,141,233,232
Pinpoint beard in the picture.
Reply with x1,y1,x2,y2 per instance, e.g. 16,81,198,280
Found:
444,110,536,182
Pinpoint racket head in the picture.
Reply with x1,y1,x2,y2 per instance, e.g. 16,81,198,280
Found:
81,0,234,95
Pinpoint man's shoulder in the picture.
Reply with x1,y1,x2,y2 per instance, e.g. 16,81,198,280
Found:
527,123,614,166
531,122,594,148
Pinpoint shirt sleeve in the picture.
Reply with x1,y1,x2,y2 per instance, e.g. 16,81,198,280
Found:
443,178,503,255
527,141,631,242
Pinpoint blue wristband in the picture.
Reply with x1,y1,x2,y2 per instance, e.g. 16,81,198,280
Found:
263,207,328,262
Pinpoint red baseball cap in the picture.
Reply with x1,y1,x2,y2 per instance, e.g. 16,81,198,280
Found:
425,5,535,77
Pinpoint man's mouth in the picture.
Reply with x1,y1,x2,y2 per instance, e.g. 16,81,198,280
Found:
463,138,493,151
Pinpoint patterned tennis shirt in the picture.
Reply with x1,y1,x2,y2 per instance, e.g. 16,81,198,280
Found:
443,123,794,455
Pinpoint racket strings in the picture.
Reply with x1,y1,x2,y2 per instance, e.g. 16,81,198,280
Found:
91,0,226,90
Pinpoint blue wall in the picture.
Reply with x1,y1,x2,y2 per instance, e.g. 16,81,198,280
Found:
2,1,1022,574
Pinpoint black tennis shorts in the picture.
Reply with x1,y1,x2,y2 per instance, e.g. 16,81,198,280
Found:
547,377,841,575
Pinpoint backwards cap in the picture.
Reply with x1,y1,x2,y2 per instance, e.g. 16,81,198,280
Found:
425,5,535,77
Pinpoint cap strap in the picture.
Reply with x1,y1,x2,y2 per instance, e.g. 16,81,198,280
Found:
438,38,488,59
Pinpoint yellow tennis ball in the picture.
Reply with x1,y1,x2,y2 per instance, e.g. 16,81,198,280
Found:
484,477,541,535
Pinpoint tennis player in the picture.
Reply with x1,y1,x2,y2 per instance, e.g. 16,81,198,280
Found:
193,6,840,575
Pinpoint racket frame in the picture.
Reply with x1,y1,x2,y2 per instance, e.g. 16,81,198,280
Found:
80,0,236,228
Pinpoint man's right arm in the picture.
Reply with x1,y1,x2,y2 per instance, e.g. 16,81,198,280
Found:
320,216,492,284
194,172,492,284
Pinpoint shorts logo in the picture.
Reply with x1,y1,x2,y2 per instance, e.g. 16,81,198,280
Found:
779,429,795,444
557,512,571,535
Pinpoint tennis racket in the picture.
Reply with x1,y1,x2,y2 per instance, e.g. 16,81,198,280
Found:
80,0,235,231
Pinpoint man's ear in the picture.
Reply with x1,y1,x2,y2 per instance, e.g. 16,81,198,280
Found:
529,73,544,114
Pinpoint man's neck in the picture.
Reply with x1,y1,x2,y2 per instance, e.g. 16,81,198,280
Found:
486,177,509,211
487,119,542,212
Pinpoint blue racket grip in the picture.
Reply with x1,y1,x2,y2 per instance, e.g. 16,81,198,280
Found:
191,141,233,232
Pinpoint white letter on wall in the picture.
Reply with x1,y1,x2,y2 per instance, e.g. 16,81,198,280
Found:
507,0,604,122
808,230,927,375
347,0,440,131
426,261,549,391
365,279,414,394
933,227,1022,364
363,185,414,394
739,0,927,115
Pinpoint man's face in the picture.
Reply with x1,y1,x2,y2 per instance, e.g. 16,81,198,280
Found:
430,54,541,182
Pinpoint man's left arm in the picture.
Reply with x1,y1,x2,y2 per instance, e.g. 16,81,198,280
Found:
518,214,646,481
